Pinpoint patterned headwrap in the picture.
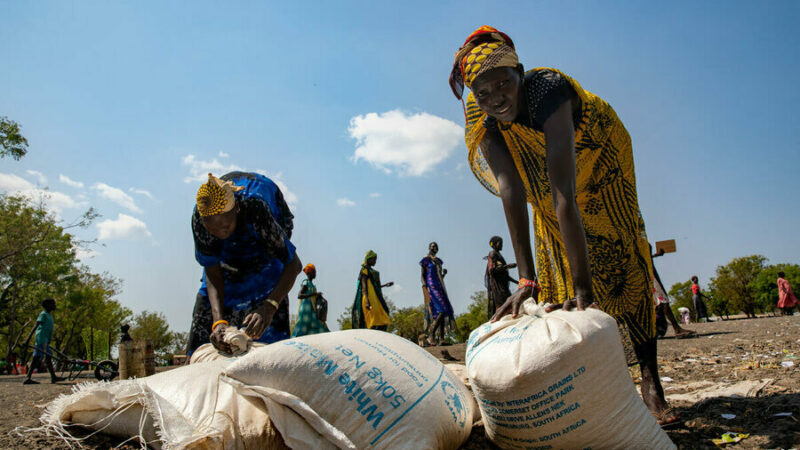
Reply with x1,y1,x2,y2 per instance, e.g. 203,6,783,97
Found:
303,263,316,275
449,26,518,101
363,250,377,266
196,173,244,217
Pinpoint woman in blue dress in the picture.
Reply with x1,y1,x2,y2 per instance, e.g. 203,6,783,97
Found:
187,172,302,355
420,242,456,345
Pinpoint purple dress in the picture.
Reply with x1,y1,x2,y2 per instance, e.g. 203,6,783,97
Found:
420,256,454,319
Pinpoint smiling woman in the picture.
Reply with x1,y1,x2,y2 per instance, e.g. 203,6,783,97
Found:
449,25,679,427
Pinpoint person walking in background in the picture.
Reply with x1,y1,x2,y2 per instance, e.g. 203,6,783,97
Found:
292,264,329,337
485,236,517,320
691,276,710,322
449,25,678,425
187,172,302,356
23,298,65,385
777,271,798,315
420,242,456,346
351,250,393,331
652,246,695,338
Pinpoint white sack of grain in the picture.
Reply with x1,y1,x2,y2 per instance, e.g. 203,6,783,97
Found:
189,328,266,364
39,359,286,449
466,299,675,450
220,329,474,450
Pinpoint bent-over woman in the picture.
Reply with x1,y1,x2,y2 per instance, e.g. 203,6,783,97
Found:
449,26,678,425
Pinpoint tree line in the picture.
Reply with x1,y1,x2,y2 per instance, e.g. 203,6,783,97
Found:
668,255,799,320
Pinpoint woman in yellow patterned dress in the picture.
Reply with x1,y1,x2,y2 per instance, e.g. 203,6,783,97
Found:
449,26,679,426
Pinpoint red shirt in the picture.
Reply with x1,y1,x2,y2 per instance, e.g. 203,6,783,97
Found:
691,283,700,295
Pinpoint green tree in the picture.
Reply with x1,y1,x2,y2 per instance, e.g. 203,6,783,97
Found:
131,311,173,360
0,117,28,160
668,280,694,320
452,291,488,343
165,331,190,361
390,305,426,342
0,194,98,359
706,285,731,319
336,308,353,331
752,263,800,314
54,269,129,359
710,255,767,318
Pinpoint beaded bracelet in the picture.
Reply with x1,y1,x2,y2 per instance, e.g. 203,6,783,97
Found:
211,319,229,332
518,278,541,292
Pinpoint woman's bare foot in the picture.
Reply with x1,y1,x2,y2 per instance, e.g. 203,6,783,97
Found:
640,362,681,427
673,328,697,339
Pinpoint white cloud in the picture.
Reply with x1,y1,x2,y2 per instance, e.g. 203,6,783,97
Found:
0,172,85,215
26,170,47,185
0,173,34,192
97,214,152,240
59,174,85,188
182,154,243,183
337,198,356,207
369,192,382,198
129,187,155,201
76,248,100,260
94,183,141,213
218,151,230,158
348,110,463,176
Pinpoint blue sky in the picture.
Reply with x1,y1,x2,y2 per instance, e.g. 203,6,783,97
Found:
2,1,799,333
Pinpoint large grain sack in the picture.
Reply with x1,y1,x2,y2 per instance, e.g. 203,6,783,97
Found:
38,360,287,449
466,300,675,450
220,329,474,449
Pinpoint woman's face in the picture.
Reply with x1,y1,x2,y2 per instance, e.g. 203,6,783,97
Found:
471,66,523,122
308,269,316,280
202,207,238,239
367,256,377,267
429,242,439,255
494,239,503,251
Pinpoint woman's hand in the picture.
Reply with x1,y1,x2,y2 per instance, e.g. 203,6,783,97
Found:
242,301,277,340
209,323,233,354
544,294,599,313
491,286,539,322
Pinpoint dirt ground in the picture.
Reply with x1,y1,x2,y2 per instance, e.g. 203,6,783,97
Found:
1,314,798,449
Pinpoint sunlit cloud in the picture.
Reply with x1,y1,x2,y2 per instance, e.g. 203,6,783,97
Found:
0,172,85,216
129,187,155,201
337,197,356,207
94,182,141,213
181,154,242,183
26,170,47,185
348,110,463,176
59,174,85,188
97,213,152,240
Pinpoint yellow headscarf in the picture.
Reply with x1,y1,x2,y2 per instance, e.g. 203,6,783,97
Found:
196,173,244,217
303,263,316,275
449,26,519,97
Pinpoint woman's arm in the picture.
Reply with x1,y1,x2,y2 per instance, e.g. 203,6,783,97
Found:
543,100,594,309
205,264,232,353
480,128,538,320
243,254,302,338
